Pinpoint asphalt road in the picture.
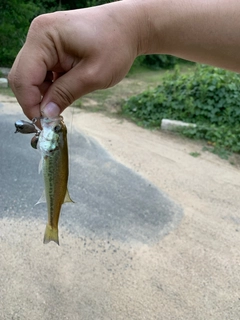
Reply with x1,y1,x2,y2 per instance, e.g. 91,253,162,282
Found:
0,98,183,319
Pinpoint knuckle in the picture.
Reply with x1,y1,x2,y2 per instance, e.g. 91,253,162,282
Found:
82,66,108,91
30,15,46,33
29,12,60,38
30,14,52,31
54,85,75,107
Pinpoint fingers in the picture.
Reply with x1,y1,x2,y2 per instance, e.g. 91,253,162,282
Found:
8,42,49,120
9,65,44,120
9,43,105,119
40,61,107,117
8,13,63,120
8,2,140,119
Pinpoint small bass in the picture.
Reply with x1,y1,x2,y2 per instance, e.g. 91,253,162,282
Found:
37,116,73,245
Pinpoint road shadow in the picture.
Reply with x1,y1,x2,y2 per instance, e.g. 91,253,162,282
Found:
0,114,183,244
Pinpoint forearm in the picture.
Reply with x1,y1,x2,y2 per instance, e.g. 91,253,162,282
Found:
125,0,240,72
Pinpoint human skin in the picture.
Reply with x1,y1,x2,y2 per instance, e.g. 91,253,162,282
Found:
8,0,240,120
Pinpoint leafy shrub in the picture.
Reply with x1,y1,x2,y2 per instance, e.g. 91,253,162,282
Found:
122,65,240,154
181,124,240,155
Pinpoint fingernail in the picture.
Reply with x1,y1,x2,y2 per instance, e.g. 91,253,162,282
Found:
42,102,60,118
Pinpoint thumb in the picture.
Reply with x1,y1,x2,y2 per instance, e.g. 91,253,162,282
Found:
40,65,100,118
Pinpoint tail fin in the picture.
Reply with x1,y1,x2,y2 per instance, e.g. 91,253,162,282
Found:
43,224,59,245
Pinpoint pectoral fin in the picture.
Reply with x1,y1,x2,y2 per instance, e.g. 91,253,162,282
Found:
64,189,74,203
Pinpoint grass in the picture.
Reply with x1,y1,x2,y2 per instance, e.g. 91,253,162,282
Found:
189,152,201,158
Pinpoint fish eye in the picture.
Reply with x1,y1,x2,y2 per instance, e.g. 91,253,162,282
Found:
54,124,62,132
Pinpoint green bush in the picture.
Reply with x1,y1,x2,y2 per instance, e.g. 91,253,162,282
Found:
129,55,187,73
122,65,240,154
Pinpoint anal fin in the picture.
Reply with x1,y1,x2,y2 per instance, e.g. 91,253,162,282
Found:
64,188,74,203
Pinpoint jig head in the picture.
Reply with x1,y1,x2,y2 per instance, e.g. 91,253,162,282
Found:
14,119,41,149
14,120,38,134
30,134,40,149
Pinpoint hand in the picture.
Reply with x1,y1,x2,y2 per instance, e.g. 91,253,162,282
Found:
9,0,240,121
8,1,143,120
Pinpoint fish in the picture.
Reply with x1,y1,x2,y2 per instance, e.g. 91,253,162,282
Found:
37,115,73,245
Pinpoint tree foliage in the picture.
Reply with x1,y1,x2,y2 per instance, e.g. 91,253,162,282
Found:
0,0,42,66
0,0,111,66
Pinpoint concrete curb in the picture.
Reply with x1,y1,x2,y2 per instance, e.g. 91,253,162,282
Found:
0,78,8,88
0,67,10,76
161,119,196,131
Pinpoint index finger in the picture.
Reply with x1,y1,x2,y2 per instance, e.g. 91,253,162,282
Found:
8,44,49,120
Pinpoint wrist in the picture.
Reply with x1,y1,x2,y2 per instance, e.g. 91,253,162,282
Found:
121,0,171,56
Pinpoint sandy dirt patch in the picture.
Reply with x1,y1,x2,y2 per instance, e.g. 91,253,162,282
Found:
67,107,240,318
1,93,240,319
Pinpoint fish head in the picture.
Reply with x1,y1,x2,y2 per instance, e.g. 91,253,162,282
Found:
38,116,67,156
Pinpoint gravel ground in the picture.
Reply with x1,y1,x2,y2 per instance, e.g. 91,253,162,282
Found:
0,94,240,320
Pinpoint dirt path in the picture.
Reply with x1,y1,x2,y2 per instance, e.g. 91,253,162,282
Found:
1,93,240,319
67,107,240,318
